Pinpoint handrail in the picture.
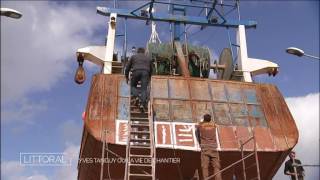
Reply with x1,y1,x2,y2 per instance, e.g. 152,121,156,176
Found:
206,133,260,180
205,152,255,180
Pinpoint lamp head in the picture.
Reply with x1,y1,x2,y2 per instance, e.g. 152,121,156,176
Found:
286,47,304,57
0,8,22,19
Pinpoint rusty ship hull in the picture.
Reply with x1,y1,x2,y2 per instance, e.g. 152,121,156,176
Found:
77,74,298,180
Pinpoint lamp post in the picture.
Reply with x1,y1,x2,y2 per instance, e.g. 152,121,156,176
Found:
0,8,22,19
286,47,320,60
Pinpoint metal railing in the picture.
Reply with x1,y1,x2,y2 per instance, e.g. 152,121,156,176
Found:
205,131,261,180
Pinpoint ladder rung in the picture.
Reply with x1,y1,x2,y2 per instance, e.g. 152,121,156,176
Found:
131,123,150,127
131,131,150,134
129,163,152,167
130,138,151,142
112,61,122,65
131,120,149,123
129,173,152,177
130,154,152,158
245,163,257,170
130,114,148,117
130,110,148,113
131,113,148,116
131,116,149,120
130,145,151,149
130,142,150,146
130,119,149,122
112,65,122,68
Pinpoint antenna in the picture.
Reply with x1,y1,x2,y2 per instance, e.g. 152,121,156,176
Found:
148,8,161,44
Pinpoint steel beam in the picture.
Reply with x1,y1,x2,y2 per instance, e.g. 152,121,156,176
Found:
97,6,257,28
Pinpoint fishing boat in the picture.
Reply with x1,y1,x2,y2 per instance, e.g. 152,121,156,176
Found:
74,1,298,179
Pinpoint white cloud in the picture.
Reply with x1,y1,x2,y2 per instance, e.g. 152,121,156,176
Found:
59,120,82,145
1,161,24,177
1,98,47,124
1,1,105,104
274,93,319,180
1,143,80,180
1,160,48,180
25,175,49,180
53,144,80,180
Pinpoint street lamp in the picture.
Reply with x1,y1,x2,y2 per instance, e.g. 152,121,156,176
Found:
0,8,22,19
286,47,320,60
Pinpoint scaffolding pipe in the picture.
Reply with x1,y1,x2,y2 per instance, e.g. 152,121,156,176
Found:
253,131,261,180
240,140,247,180
205,152,255,180
100,130,107,180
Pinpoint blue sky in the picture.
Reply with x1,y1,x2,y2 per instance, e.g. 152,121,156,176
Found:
1,1,319,180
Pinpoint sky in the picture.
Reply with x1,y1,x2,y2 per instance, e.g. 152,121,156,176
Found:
1,1,319,180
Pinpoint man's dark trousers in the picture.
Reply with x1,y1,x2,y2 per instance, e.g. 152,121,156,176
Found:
130,69,150,107
201,148,222,180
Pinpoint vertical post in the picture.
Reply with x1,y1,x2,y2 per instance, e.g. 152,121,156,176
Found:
113,0,117,8
174,22,181,41
123,18,127,65
236,25,252,82
293,158,299,180
184,23,189,66
100,130,107,180
240,141,247,180
253,131,261,180
104,13,117,74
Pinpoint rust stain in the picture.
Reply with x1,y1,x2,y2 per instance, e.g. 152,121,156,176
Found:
235,126,253,150
254,127,275,150
258,84,288,150
83,74,298,152
189,80,210,100
218,126,238,149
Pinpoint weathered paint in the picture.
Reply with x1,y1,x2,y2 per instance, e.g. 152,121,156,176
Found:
83,74,298,151
78,129,290,180
79,74,299,180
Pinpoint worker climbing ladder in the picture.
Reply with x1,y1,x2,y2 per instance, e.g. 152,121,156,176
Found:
124,84,156,180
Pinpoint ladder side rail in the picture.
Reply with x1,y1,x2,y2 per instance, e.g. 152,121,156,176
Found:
124,84,132,180
240,140,247,180
149,78,156,180
100,130,107,180
149,102,156,180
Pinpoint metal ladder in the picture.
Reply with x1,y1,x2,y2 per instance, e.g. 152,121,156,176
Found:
205,133,261,180
240,132,261,180
124,95,156,180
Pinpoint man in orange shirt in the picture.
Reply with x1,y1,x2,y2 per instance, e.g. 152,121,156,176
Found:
197,114,222,180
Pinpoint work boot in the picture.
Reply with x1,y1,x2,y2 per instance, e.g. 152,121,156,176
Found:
139,104,145,113
130,97,139,106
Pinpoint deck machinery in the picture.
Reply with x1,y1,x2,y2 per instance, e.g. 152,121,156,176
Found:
75,1,298,180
